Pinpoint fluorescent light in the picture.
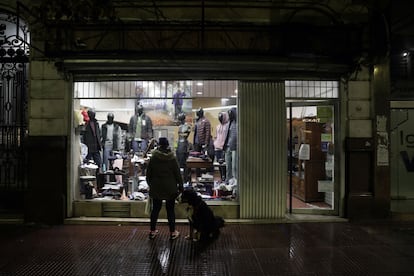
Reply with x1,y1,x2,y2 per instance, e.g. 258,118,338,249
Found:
196,92,203,95
196,82,203,86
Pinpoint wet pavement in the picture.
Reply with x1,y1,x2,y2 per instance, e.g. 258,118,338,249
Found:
0,220,414,275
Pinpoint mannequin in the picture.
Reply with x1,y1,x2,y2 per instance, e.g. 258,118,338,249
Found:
214,111,229,181
101,112,122,171
193,107,211,153
83,109,102,167
176,112,191,182
224,107,237,181
193,107,212,176
128,104,153,153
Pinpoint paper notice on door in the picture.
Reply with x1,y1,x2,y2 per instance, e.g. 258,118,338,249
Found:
377,131,389,166
318,180,333,192
298,144,310,160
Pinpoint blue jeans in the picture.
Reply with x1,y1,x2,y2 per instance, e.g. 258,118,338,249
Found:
132,139,148,153
102,144,113,171
225,149,237,181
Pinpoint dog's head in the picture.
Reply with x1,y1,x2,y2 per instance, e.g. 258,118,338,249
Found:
181,189,202,206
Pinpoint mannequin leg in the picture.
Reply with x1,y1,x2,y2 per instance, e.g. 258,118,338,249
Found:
231,150,237,179
225,148,233,181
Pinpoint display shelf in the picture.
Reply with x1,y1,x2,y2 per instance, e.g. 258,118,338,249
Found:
289,121,325,202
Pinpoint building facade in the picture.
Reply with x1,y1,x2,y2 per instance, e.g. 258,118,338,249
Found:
0,0,397,224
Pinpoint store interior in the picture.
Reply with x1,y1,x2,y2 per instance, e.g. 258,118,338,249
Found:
287,105,335,210
72,80,336,212
73,80,239,204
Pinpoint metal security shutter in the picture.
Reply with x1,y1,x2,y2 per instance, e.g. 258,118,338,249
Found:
239,81,286,219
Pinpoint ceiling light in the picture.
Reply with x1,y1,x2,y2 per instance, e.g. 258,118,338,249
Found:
402,51,409,57
196,91,203,95
196,82,203,86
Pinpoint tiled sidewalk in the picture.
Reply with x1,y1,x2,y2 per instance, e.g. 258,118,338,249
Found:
0,221,413,275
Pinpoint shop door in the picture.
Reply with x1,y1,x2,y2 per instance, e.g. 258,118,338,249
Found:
287,103,338,213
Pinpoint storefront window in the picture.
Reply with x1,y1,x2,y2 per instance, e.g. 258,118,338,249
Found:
73,80,238,204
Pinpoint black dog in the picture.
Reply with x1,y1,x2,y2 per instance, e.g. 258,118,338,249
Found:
181,189,225,242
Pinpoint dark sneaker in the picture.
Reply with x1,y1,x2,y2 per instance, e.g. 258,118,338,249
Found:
149,230,159,240
170,230,180,240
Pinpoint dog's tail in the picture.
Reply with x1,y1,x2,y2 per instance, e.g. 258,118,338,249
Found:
215,216,225,228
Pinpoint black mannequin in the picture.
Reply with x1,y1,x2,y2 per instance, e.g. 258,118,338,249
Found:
101,112,122,171
177,112,191,143
176,112,191,182
218,113,224,124
225,107,237,181
83,109,102,166
193,107,211,153
128,104,153,152
196,107,203,119
137,104,143,116
107,113,114,124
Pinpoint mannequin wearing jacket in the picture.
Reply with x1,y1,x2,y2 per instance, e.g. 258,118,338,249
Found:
193,108,211,153
176,112,191,182
83,109,102,167
224,107,237,181
128,104,153,153
176,113,191,167
193,108,212,176
101,112,122,171
214,111,229,181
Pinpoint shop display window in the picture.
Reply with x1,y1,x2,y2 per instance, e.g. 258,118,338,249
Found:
73,80,238,203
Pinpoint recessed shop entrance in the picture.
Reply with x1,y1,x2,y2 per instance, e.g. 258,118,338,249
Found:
286,80,340,215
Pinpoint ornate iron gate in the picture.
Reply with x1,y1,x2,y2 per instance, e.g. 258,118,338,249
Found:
0,12,29,210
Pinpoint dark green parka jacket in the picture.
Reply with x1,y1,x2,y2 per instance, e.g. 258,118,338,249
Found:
146,147,183,200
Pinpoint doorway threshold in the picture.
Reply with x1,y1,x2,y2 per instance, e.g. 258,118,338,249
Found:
65,214,347,225
285,213,347,223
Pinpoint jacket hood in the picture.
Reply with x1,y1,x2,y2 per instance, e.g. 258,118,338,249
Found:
151,148,176,160
220,112,229,124
229,107,237,121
